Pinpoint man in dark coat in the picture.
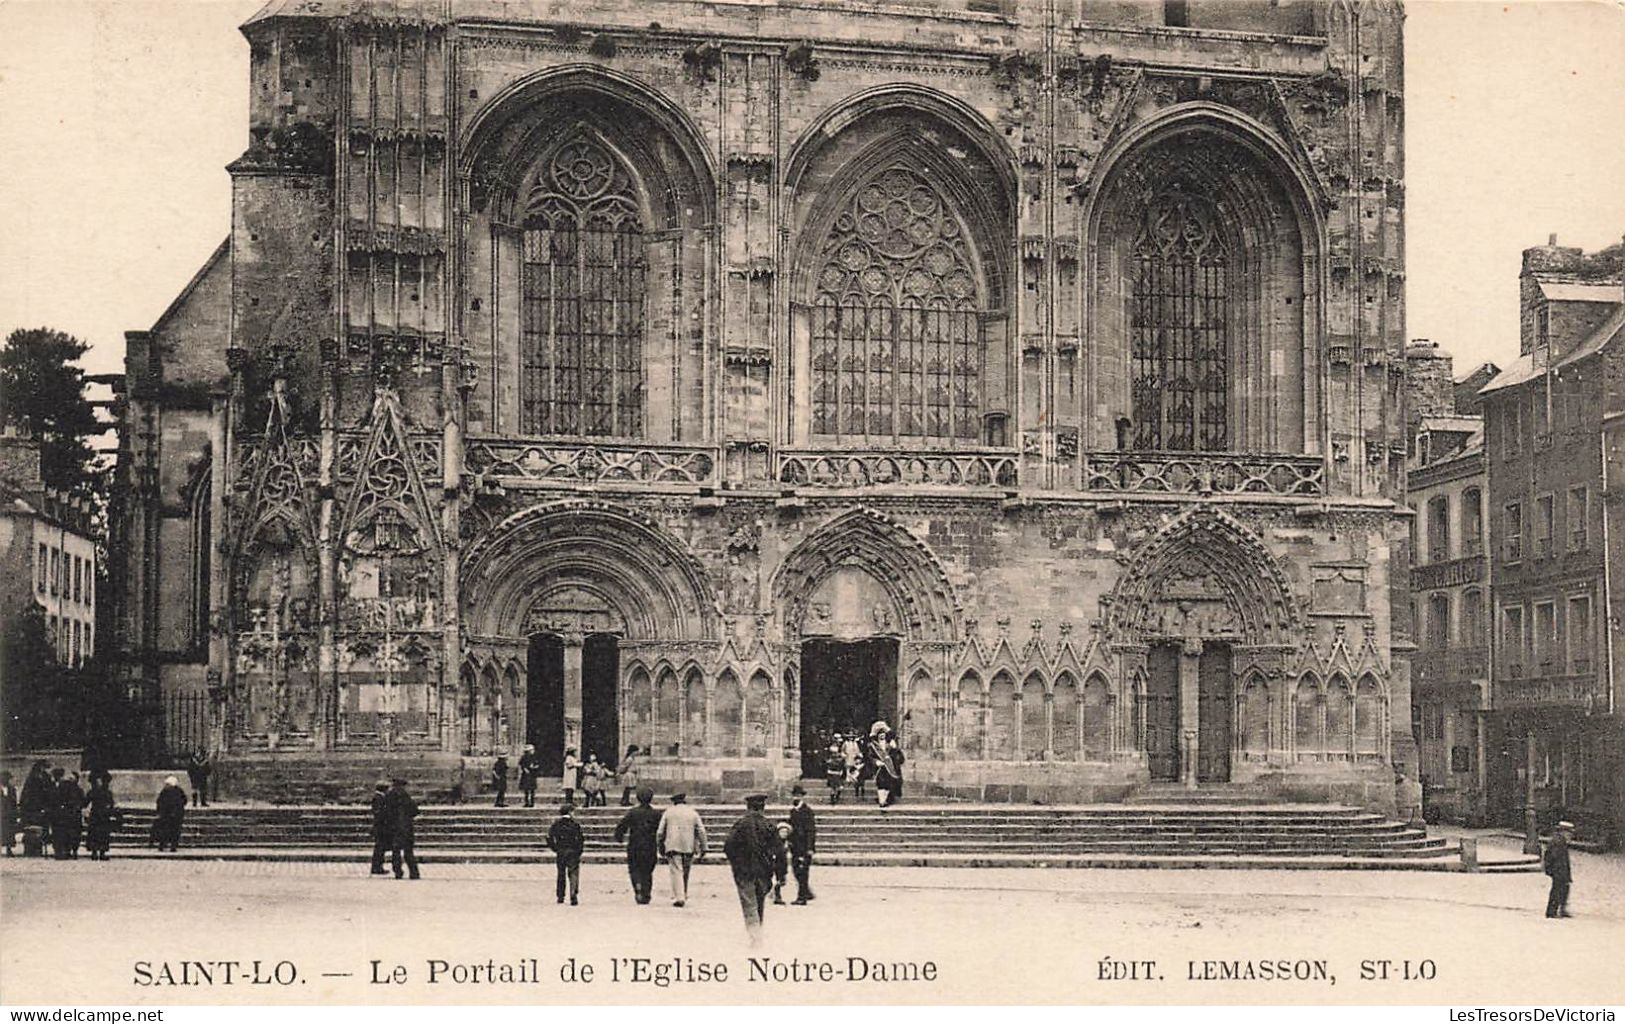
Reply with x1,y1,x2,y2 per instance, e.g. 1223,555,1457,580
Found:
1,771,17,856
788,785,817,904
185,748,213,807
51,770,84,859
1544,820,1574,918
518,744,543,808
154,776,187,852
612,786,663,904
368,780,392,875
491,755,509,807
19,762,52,856
546,802,585,905
381,778,420,879
724,793,782,946
83,774,118,861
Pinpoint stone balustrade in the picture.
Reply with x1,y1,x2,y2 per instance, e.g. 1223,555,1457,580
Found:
1081,451,1326,497
776,447,1020,489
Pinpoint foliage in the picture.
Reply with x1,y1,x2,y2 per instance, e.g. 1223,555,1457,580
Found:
0,327,101,501
0,604,66,752
786,42,821,82
683,41,723,83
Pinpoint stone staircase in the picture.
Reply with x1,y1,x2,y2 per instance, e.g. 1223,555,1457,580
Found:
112,802,1473,869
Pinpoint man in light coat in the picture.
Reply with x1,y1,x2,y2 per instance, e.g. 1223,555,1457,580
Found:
655,792,708,907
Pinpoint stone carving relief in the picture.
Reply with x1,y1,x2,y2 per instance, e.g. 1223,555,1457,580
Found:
334,388,444,747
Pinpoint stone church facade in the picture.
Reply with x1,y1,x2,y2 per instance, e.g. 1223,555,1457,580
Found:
113,0,1413,807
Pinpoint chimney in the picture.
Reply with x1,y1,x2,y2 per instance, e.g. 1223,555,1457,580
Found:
1549,233,1558,247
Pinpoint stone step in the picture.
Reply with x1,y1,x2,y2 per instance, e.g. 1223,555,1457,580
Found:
111,802,1446,861
91,847,1472,871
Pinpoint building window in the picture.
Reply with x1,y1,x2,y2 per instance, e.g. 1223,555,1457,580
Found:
72,555,82,604
1462,589,1485,646
71,620,81,666
1420,703,1444,741
1535,494,1554,559
1503,502,1522,563
1428,592,1452,646
1504,401,1522,457
1501,605,1525,675
49,549,59,596
1164,0,1189,26
1130,188,1229,452
1426,495,1450,562
810,164,991,444
1533,601,1557,673
1568,595,1592,674
1567,485,1588,551
1532,388,1549,436
520,138,647,438
37,543,47,593
1461,487,1483,556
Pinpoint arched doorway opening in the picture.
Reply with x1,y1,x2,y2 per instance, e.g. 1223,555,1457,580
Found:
799,636,900,777
527,633,621,777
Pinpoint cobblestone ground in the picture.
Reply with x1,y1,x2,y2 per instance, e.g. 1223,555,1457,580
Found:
3,852,1623,1006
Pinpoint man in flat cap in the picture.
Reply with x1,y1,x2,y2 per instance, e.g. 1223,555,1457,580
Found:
613,786,664,904
1544,820,1574,918
724,793,782,946
656,792,707,907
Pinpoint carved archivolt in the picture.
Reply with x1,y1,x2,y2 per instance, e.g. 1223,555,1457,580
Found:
460,499,722,640
770,506,960,643
1105,508,1304,647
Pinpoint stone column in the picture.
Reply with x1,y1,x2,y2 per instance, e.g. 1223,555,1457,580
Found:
1180,637,1202,787
1523,728,1540,855
563,630,584,755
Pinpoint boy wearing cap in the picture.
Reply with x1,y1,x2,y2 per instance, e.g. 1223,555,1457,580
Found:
547,802,585,905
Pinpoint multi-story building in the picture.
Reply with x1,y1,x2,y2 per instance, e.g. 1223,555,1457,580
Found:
1,429,99,668
1480,236,1622,846
112,0,1416,805
1404,341,1490,824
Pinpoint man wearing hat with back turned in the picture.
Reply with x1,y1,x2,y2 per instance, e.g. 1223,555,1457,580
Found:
655,792,707,907
382,778,420,879
724,793,782,946
1544,820,1574,918
613,786,664,904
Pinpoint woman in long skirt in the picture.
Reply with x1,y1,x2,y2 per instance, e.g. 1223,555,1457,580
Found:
84,775,119,861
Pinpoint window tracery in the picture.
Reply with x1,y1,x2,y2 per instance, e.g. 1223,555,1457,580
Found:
521,138,646,438
1130,187,1229,452
811,166,984,443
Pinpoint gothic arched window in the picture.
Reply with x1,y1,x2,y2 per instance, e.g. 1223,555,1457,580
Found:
1130,188,1229,452
520,139,646,438
811,166,984,444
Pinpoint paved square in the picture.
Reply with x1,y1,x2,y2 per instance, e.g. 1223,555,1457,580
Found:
4,850,1623,1005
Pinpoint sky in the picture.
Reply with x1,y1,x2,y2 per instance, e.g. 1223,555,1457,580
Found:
0,0,1622,379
